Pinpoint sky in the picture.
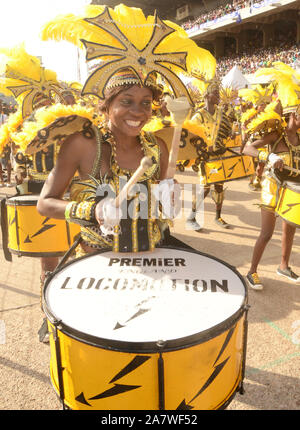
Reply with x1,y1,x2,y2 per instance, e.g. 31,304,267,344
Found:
0,0,91,83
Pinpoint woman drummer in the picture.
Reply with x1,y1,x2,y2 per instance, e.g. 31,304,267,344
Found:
243,107,300,290
37,70,184,255
35,4,214,254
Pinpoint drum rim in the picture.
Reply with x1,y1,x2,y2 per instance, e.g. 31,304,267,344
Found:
6,194,39,205
282,180,300,190
43,246,248,353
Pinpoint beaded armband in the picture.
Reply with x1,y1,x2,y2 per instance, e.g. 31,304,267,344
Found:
258,150,269,164
65,200,96,226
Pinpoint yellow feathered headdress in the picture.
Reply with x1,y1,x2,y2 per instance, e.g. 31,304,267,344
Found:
238,84,274,108
40,4,216,105
246,102,284,136
0,45,63,118
254,62,300,111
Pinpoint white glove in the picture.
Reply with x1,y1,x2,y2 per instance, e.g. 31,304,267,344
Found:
164,96,191,125
95,198,123,236
268,153,283,167
153,179,181,219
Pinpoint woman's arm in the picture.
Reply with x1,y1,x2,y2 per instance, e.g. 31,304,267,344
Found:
242,131,277,158
242,130,284,170
37,133,88,219
157,136,170,180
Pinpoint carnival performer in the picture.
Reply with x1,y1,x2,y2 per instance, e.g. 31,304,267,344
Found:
0,45,97,341
243,62,300,290
185,77,236,231
239,84,277,191
21,4,214,256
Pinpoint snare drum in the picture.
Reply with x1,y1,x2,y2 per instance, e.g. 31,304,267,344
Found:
43,247,249,410
275,181,300,228
6,195,80,256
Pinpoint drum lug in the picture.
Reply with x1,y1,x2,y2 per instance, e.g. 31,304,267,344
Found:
52,320,66,409
239,303,250,396
157,340,166,410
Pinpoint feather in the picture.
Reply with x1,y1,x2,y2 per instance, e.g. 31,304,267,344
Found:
11,103,98,152
40,4,216,101
247,110,283,134
255,63,300,108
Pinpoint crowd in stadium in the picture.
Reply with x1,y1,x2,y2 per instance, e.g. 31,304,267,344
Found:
179,1,299,78
217,41,299,77
182,0,252,32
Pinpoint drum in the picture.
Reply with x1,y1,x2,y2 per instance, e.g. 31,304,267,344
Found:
43,247,249,410
200,154,255,185
275,181,300,228
6,195,80,256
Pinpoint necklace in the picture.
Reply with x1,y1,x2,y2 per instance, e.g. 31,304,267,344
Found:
100,124,158,180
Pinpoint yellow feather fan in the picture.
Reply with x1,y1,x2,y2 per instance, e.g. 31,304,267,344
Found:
40,4,216,103
11,103,98,153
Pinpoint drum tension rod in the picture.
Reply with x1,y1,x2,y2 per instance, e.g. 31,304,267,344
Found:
52,319,66,409
239,304,251,395
157,340,166,411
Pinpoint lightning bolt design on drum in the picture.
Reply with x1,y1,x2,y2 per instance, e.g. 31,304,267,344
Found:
245,159,253,173
176,326,235,410
8,214,16,226
282,202,300,215
226,161,239,179
114,296,155,330
75,355,151,407
30,217,56,238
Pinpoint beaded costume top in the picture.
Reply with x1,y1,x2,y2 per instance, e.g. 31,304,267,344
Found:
70,126,168,252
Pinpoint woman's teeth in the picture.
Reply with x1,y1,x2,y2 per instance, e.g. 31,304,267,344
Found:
126,120,142,127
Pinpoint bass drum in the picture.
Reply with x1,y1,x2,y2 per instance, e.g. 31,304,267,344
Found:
43,247,249,410
275,181,300,228
6,194,80,256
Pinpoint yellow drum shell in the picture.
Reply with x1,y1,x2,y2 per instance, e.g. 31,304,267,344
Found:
48,315,245,410
44,248,248,410
275,182,300,228
199,154,255,186
6,195,80,256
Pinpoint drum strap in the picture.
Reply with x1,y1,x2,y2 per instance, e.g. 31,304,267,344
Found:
53,234,83,272
0,198,12,262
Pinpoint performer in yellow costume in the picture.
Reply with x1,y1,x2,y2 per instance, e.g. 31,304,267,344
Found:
239,84,277,191
19,4,214,255
186,77,236,231
0,45,97,341
243,62,300,290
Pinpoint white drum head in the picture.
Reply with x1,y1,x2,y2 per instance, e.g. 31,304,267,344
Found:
45,248,247,348
7,194,38,203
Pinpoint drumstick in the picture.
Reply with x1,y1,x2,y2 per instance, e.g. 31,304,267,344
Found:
282,165,300,174
114,156,153,208
166,124,183,179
